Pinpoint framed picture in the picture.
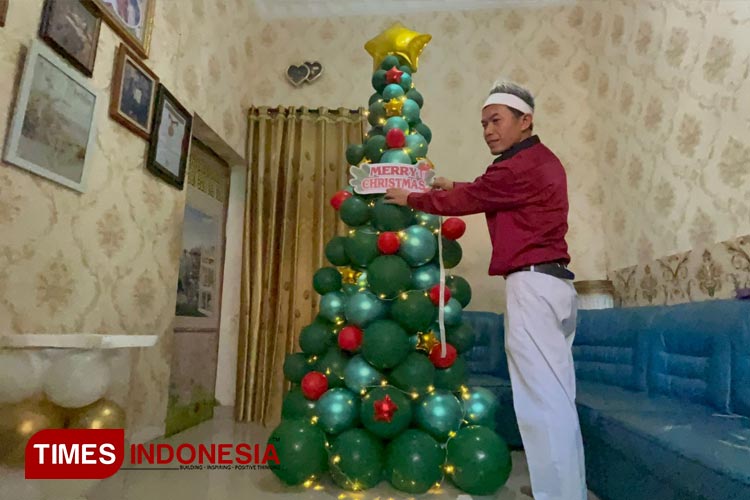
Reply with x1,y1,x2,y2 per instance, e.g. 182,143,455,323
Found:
3,40,99,193
110,43,157,138
87,0,154,58
147,85,192,189
39,0,101,77
0,0,8,27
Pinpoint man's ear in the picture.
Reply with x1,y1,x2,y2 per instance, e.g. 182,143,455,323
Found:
521,114,534,132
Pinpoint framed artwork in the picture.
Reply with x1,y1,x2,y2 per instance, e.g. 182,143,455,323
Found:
0,0,8,27
87,0,154,58
110,43,158,138
3,40,99,193
39,0,101,77
147,85,192,189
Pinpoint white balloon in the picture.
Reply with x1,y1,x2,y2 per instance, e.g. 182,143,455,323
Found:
43,351,111,409
0,350,44,405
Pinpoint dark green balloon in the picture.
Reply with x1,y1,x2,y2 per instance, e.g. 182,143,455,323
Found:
384,429,445,494
368,101,386,127
446,323,475,353
345,229,380,268
390,352,435,393
367,255,412,299
402,99,420,124
346,144,365,165
329,429,384,490
284,353,312,383
406,89,423,108
446,275,472,307
390,291,436,333
368,93,383,106
436,238,462,268
282,388,317,419
366,127,385,140
414,122,432,143
340,196,371,227
268,420,328,485
364,135,387,162
313,267,342,295
371,69,387,93
361,386,412,438
405,133,428,161
372,198,413,231
446,426,512,495
315,346,349,388
325,237,350,266
380,149,412,164
299,320,333,356
399,64,413,75
362,320,410,370
434,356,468,392
380,55,400,70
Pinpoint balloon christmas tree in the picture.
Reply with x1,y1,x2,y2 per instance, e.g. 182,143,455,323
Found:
268,22,512,496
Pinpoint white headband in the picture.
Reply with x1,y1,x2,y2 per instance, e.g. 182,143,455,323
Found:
483,93,534,115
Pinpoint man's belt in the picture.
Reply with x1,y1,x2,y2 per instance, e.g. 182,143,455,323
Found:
507,261,575,281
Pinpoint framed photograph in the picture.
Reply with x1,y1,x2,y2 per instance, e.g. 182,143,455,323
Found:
147,85,192,189
3,40,99,193
110,43,157,138
87,0,154,58
0,0,8,27
39,0,101,77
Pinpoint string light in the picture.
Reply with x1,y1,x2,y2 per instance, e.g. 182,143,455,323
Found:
332,455,341,465
310,416,319,424
444,465,455,474
380,380,389,386
448,431,457,438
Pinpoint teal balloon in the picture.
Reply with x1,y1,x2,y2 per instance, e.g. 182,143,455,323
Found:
317,388,359,435
380,55,400,70
398,225,437,266
390,291,436,333
409,335,419,349
406,88,423,108
443,298,463,326
340,196,371,227
390,352,435,393
299,319,333,355
368,93,383,106
282,388,317,419
313,267,342,295
438,238,462,268
329,429,384,491
398,64,413,75
384,430,444,494
320,292,346,323
368,101,386,127
346,144,365,165
356,270,369,288
434,356,468,392
325,237,350,266
446,426,512,495
462,387,499,428
415,390,463,441
364,135,387,162
344,355,384,394
316,347,349,388
371,70,387,93
384,116,409,134
446,275,472,307
345,229,380,268
367,255,412,299
415,212,440,231
446,323,475,353
405,133,428,161
361,387,412,439
362,319,410,370
380,149,412,164
383,84,405,101
268,419,328,485
342,283,358,296
411,263,440,290
402,99,421,123
399,73,413,92
414,122,432,143
284,353,312,383
345,290,386,327
372,198,413,231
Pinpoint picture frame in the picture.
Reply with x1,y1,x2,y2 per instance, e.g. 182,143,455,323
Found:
87,0,154,58
147,85,192,189
39,0,101,77
3,39,99,193
109,43,158,138
0,0,8,27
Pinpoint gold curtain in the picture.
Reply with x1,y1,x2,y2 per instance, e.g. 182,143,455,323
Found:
236,106,365,426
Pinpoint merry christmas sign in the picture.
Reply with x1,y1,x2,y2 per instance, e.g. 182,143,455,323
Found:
349,161,435,194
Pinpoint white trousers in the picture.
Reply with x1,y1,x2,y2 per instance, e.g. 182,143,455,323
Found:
505,271,587,500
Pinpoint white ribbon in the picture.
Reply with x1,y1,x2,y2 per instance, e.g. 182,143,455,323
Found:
482,92,534,115
437,216,447,357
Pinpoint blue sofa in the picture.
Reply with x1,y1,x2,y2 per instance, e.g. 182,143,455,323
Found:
463,299,750,500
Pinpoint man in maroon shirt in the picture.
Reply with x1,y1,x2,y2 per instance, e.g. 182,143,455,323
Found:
385,81,587,500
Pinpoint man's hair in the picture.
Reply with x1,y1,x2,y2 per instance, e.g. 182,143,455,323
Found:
489,80,535,129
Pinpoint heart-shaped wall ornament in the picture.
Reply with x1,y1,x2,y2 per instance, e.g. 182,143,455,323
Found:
305,61,323,82
287,64,310,87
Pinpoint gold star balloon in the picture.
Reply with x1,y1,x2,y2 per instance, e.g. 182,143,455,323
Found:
384,98,404,117
416,331,440,353
365,22,432,72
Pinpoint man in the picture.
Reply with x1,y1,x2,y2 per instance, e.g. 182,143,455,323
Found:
384,81,587,500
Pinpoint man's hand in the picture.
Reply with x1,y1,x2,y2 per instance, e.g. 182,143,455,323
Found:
384,188,410,206
431,177,454,190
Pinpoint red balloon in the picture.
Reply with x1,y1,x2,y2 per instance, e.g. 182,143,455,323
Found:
338,325,363,352
386,128,406,149
442,217,466,240
378,232,401,254
429,285,452,306
330,190,352,211
429,343,457,368
301,371,328,400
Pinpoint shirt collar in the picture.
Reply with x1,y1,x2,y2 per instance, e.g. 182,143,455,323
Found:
494,135,540,163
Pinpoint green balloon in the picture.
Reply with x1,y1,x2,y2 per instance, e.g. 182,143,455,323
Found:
362,320,410,369
368,101,386,127
368,93,383,106
346,144,365,165
402,99,421,124
446,426,512,495
446,323,475,353
320,291,347,323
446,275,472,307
367,255,412,299
282,388,317,419
329,429,384,490
340,196,371,227
268,419,328,485
317,388,359,434
390,290,436,333
462,387,499,428
411,263,440,290
436,238,462,268
390,352,435,393
415,390,463,441
434,356,468,392
366,127,385,140
383,84,405,101
406,89,423,108
284,353,312,383
299,319,333,355
372,198,413,231
344,354,384,394
384,429,445,494
371,70,387,93
364,135,387,163
315,346,349,388
345,290,386,327
398,225,437,266
380,149,412,164
398,64,413,75
345,229,380,268
399,73,413,92
443,298,463,326
313,267,342,295
414,122,432,143
415,212,440,231
361,387,412,439
325,237,350,266
380,55,400,70
384,116,409,134
405,133,428,161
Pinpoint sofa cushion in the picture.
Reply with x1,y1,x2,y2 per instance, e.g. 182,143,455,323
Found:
463,312,508,378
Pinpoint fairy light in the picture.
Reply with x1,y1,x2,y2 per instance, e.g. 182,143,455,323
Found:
400,292,409,300
332,455,341,465
310,416,319,425
427,385,435,393
380,379,389,386
411,392,419,400
360,389,367,395
444,464,455,474
303,477,316,488
448,431,457,438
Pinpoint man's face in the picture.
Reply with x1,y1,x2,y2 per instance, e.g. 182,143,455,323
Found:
481,104,533,155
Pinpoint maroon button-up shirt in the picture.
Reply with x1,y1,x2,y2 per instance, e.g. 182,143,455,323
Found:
407,136,571,277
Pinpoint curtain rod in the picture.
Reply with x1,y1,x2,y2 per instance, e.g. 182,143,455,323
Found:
257,107,362,115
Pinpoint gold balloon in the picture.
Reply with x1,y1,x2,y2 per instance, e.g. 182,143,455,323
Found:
365,22,432,72
0,399,65,467
416,331,440,353
338,266,362,286
67,399,126,430
384,98,404,117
